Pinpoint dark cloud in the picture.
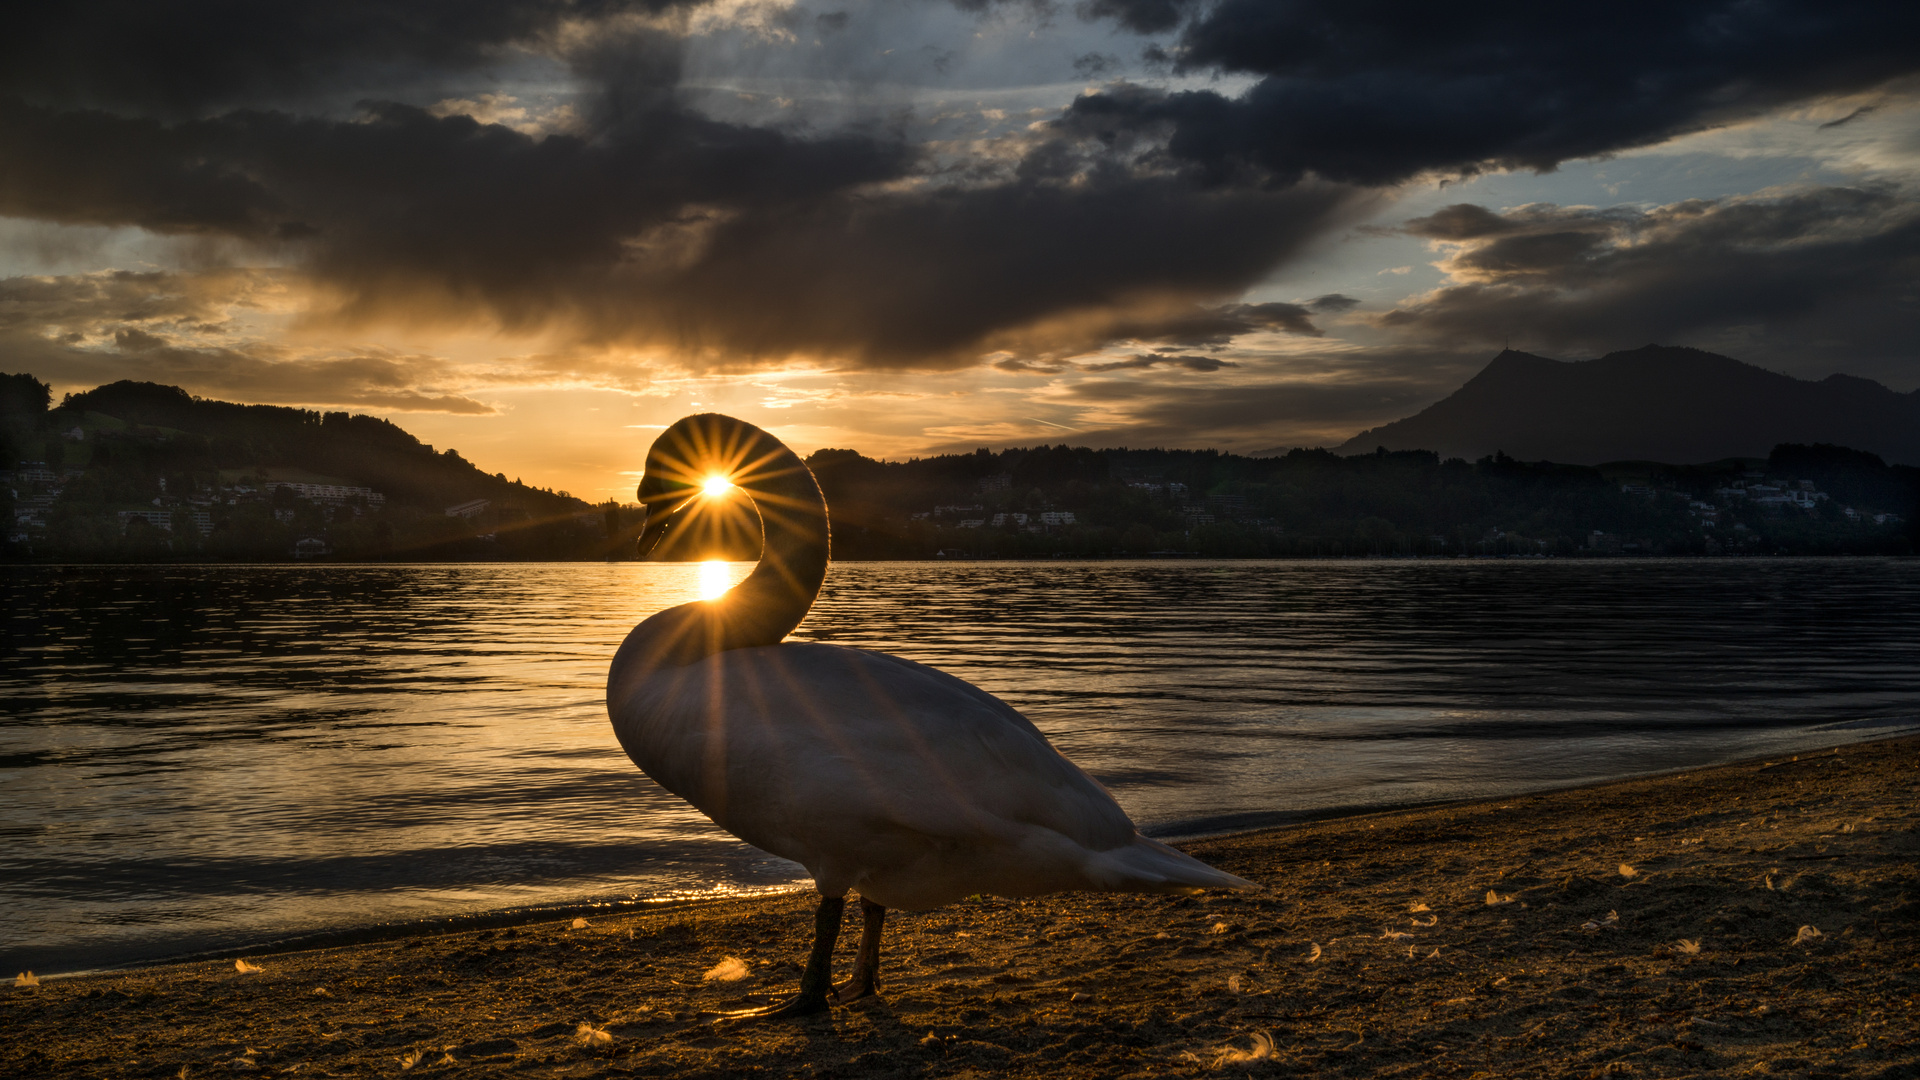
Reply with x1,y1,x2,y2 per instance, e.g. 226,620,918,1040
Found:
1072,52,1121,78
1082,353,1237,372
1818,105,1877,130
7,0,1912,391
1039,350,1484,450
1069,1,1920,184
993,357,1066,374
15,330,498,414
0,86,1360,367
624,181,1356,366
986,298,1339,374
1075,0,1193,35
0,269,497,412
1077,300,1332,349
1381,186,1920,381
0,6,1375,372
0,0,691,115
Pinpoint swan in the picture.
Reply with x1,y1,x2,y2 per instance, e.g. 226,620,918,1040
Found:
607,413,1254,1018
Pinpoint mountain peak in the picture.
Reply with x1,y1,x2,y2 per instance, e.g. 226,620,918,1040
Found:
1337,346,1918,465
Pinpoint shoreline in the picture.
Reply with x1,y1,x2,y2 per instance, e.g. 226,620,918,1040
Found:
27,715,1917,982
39,715,1916,981
9,554,1920,571
7,734,1916,1078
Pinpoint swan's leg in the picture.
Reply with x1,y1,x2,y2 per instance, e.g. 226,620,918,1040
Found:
717,895,844,1020
833,897,886,1003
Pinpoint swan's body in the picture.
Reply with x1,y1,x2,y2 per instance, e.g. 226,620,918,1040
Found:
616,641,1245,910
607,414,1252,1016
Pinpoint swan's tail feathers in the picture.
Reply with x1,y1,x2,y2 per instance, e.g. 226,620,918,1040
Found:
1088,835,1259,894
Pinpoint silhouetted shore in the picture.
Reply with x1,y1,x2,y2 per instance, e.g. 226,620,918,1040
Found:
6,736,1914,1078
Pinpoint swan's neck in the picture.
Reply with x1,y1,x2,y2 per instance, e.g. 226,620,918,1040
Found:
723,436,829,643
609,418,828,696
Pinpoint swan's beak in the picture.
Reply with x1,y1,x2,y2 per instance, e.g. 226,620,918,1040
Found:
635,490,694,559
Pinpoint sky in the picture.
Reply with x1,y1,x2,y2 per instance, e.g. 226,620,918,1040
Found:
3,0,1917,500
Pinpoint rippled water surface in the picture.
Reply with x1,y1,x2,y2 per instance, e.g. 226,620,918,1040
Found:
5,559,1918,973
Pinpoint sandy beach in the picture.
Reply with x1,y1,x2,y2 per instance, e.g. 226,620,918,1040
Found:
6,734,1916,1080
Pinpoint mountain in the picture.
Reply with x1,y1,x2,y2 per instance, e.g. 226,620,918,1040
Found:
1337,346,1920,465
47,379,588,511
4,376,613,561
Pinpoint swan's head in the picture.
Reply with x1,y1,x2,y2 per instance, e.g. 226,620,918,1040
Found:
634,413,793,560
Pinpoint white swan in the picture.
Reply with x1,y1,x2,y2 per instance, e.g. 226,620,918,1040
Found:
607,414,1253,1017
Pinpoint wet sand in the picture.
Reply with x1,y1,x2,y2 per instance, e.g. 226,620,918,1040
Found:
6,735,1917,1079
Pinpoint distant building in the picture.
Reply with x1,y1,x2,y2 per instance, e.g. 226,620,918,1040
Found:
291,537,331,559
1039,511,1075,526
268,481,386,507
445,498,490,519
977,474,1012,492
118,509,176,532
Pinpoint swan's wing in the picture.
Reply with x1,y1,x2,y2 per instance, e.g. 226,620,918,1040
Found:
615,642,1136,854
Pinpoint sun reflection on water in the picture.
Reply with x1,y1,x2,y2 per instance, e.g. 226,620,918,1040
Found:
699,559,735,600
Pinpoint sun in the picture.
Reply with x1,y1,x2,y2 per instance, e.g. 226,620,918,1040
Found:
701,475,734,497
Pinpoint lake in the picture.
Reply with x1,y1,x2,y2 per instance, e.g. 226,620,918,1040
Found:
4,558,1917,975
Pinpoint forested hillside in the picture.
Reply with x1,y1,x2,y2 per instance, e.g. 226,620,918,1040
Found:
5,373,1914,561
3,375,612,560
804,441,1917,559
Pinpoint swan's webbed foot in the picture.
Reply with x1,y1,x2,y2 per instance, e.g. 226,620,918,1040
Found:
711,894,845,1023
709,894,888,1020
831,973,876,1004
715,990,831,1020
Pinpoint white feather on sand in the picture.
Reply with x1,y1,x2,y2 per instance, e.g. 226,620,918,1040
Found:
702,956,750,982
1206,1032,1275,1067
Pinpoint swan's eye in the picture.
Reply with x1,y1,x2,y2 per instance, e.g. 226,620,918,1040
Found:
701,476,734,497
